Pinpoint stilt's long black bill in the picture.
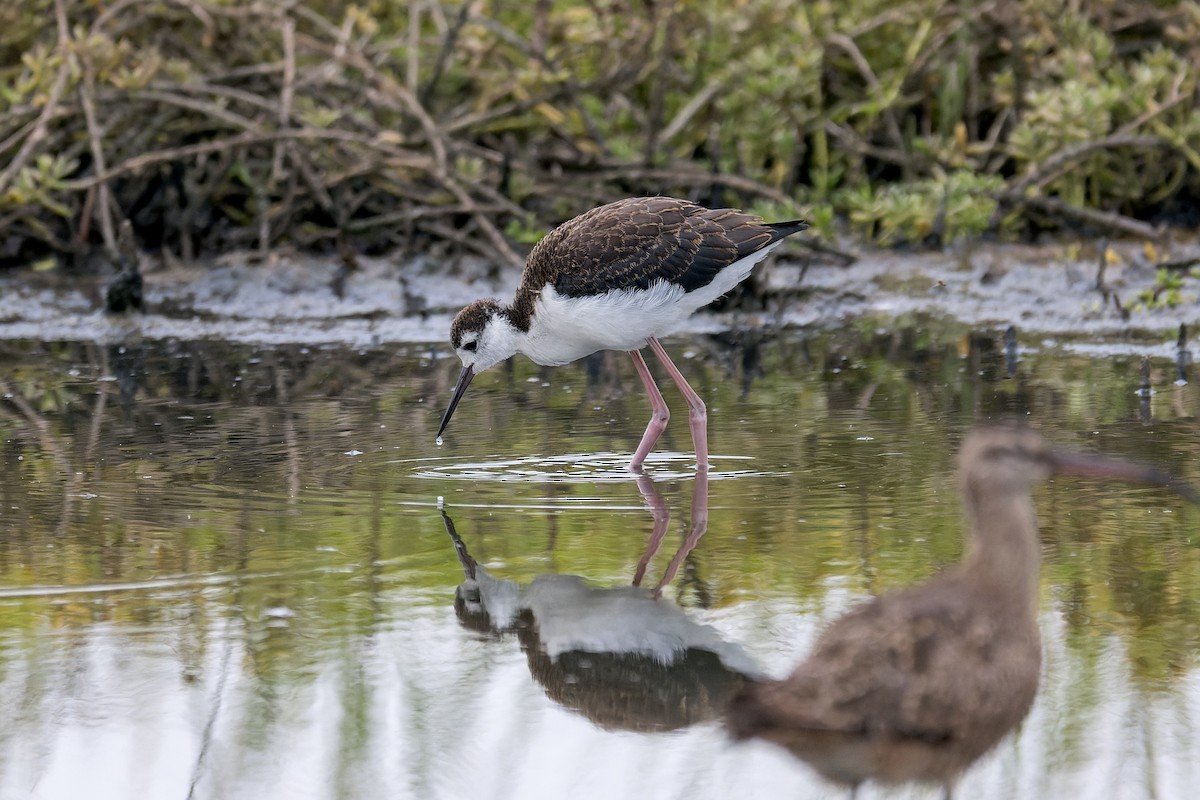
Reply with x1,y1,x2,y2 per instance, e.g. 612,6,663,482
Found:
437,364,474,440
1050,448,1200,504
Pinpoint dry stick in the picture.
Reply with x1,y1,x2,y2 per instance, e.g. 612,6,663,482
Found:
61,129,432,190
1008,134,1164,196
438,174,524,268
77,184,96,244
298,28,521,265
135,88,265,131
423,220,508,262
420,0,474,109
0,0,73,196
1001,193,1160,240
593,163,795,205
0,116,42,160
979,106,1014,173
84,345,111,480
89,0,145,30
255,179,271,258
1157,256,1200,272
804,237,858,266
406,0,421,94
1113,80,1189,139
344,202,507,231
79,66,117,256
824,121,911,168
462,175,529,219
289,147,336,213
271,363,302,503
643,2,678,165
303,34,449,173
147,78,282,115
95,0,216,40
659,77,723,145
826,32,907,161
271,13,297,185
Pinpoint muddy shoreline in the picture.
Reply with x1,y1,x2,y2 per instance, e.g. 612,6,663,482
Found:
2,238,1197,357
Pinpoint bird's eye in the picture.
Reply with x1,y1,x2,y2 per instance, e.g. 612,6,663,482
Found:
463,340,478,352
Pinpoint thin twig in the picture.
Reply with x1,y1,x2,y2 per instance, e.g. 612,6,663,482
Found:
271,13,297,184
592,163,795,205
1009,134,1164,196
998,192,1160,240
659,77,723,145
79,65,117,255
437,173,524,267
824,121,913,169
406,0,421,94
343,201,508,232
826,32,907,158
420,0,473,108
134,88,265,131
303,33,449,173
61,129,432,190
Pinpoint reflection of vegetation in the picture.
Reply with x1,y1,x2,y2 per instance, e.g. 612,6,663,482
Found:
0,331,1198,787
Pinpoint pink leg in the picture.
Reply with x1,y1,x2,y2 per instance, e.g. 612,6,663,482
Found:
648,337,708,471
629,349,669,472
652,469,709,596
631,473,669,587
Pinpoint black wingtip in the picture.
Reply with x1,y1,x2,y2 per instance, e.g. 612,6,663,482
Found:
767,219,809,241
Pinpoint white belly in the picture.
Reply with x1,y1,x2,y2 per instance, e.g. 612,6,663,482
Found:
518,241,784,366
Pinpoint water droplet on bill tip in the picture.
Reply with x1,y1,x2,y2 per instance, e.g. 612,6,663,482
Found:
436,436,444,446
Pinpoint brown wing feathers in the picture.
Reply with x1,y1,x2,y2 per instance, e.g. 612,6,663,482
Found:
525,197,805,299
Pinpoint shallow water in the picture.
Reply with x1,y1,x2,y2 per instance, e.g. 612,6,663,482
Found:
1,325,1198,800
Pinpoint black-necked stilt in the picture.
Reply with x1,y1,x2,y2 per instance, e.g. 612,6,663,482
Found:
436,196,807,471
727,425,1198,799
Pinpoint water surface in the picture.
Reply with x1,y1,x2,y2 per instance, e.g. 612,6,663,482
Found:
0,325,1197,800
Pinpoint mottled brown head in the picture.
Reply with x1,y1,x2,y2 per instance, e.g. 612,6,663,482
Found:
958,425,1055,497
447,298,522,372
450,299,502,351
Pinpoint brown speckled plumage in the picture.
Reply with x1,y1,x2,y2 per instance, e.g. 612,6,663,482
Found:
507,196,806,330
726,427,1089,797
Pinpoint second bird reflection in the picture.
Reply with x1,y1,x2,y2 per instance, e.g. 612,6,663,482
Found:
441,474,761,733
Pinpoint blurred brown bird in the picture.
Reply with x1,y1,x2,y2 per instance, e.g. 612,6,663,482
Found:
728,425,1197,799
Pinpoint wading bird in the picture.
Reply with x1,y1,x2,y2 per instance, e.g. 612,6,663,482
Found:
728,425,1198,799
436,196,806,471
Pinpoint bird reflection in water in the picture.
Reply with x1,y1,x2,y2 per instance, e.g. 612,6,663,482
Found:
441,473,762,733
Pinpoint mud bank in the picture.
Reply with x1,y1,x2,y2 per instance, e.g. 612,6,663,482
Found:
1,239,1197,357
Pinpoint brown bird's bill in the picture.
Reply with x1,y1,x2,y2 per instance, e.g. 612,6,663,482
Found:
1049,447,1200,504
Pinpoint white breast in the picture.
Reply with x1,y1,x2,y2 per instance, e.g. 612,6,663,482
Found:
517,240,785,366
